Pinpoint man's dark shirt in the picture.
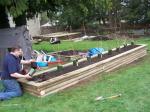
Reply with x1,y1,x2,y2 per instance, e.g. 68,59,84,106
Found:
1,53,21,80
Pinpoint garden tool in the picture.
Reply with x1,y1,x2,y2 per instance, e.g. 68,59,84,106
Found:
28,68,36,77
95,94,122,101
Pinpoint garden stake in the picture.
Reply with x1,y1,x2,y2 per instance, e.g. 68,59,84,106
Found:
95,94,122,101
0,104,20,107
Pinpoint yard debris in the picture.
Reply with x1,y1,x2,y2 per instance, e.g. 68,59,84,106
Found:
95,94,122,101
0,104,21,107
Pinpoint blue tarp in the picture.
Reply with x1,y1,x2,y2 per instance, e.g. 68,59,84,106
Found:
88,48,104,56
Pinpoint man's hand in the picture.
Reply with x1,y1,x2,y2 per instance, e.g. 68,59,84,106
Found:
21,59,35,64
24,73,32,79
29,59,36,63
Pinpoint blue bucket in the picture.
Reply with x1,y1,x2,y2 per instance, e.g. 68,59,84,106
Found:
36,62,48,67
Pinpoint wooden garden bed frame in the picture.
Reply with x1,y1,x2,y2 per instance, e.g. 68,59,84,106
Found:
18,44,147,97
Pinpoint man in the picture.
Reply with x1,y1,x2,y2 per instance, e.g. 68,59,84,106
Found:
50,37,61,44
0,46,32,100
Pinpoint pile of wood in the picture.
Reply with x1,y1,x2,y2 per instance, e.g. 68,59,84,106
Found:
33,32,81,41
18,44,147,97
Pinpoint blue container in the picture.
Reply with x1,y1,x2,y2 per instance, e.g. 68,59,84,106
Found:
36,62,48,67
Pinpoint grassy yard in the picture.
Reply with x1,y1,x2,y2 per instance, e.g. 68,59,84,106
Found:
32,38,131,52
0,37,150,112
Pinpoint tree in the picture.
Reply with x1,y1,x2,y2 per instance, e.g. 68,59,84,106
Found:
0,0,61,28
0,0,28,28
122,0,150,24
0,5,9,28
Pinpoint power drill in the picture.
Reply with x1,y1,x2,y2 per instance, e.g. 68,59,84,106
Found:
28,62,37,77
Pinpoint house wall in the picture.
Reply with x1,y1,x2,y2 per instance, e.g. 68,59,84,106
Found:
27,15,41,37
9,15,41,37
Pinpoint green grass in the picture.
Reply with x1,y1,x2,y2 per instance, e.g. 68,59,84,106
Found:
1,37,150,112
32,38,132,52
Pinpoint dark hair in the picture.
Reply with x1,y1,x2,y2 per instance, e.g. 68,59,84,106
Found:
8,45,21,52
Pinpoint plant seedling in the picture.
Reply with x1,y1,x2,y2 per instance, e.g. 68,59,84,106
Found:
116,47,120,52
131,42,134,46
87,56,92,63
57,64,63,71
98,53,102,58
73,59,79,66
108,49,112,55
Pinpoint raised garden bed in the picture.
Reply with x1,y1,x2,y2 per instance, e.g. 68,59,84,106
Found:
18,44,147,97
51,50,87,62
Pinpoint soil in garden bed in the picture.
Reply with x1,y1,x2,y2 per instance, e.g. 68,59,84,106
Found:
29,44,139,82
52,50,87,56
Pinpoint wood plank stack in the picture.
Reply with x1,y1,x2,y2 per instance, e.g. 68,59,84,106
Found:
18,44,147,97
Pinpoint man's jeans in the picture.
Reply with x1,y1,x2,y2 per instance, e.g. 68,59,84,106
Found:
0,79,22,100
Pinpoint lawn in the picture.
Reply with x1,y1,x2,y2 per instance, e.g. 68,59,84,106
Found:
32,38,130,52
0,37,150,112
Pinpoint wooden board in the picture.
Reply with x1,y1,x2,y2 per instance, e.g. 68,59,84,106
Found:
33,32,80,39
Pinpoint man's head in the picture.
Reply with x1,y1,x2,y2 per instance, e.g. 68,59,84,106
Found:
8,46,23,57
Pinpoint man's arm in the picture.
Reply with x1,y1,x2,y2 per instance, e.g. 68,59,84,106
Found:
21,59,35,64
10,73,31,78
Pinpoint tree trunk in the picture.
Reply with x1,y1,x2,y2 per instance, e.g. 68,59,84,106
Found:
14,13,27,26
0,5,10,29
98,19,101,25
83,21,86,35
102,17,106,25
108,11,113,28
